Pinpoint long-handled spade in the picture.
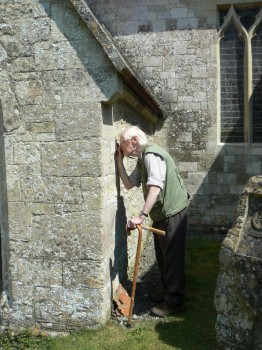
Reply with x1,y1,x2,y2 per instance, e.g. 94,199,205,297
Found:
126,224,166,327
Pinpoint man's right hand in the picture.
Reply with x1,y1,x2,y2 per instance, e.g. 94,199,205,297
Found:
115,141,124,161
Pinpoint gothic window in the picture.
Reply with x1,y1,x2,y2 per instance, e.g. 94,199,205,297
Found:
218,4,262,143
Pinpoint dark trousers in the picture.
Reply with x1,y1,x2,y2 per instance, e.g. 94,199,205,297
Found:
153,207,187,306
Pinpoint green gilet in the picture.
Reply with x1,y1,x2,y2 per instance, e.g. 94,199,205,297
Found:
141,143,188,222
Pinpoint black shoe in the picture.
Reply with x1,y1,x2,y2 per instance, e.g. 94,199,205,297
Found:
150,302,185,318
150,290,164,303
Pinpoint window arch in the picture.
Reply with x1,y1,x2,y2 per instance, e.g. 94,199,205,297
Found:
218,4,262,143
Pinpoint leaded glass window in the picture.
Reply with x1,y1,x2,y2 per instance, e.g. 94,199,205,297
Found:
252,23,262,142
218,4,262,143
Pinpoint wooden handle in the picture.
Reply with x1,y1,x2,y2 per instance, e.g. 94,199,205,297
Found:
141,225,165,236
127,225,143,327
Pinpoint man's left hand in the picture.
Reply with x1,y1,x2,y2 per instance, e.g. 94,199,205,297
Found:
126,216,145,231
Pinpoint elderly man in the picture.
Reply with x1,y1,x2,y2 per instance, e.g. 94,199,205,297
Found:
115,125,189,317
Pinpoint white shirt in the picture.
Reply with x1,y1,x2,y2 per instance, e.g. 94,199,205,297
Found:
129,153,166,189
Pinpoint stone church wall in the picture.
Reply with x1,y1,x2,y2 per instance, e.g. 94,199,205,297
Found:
0,0,261,332
87,0,262,233
0,0,155,330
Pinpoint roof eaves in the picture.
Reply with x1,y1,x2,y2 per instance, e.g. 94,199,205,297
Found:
69,0,167,121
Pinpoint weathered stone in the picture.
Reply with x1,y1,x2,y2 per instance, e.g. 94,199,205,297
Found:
15,258,63,287
30,122,55,133
5,164,21,201
0,43,7,63
41,140,101,177
215,176,262,350
8,202,30,240
33,284,111,329
63,260,106,289
26,212,103,259
0,0,261,334
22,176,82,204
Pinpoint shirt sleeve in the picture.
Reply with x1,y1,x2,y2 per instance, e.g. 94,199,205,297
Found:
144,153,166,189
129,162,141,187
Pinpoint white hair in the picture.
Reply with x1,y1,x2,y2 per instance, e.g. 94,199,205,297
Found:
120,126,148,146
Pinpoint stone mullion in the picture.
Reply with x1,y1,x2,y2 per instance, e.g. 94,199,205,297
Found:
248,8,262,142
244,36,252,143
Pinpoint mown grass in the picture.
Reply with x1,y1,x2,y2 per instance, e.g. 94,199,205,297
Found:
0,237,222,350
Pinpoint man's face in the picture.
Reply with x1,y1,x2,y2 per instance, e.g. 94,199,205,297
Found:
120,136,139,157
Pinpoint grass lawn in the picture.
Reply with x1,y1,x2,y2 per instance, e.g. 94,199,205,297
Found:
0,237,222,350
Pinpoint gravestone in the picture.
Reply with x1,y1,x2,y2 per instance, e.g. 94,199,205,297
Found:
215,175,262,350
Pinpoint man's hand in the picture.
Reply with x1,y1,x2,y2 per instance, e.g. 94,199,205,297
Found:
114,140,135,190
126,216,145,232
115,141,124,161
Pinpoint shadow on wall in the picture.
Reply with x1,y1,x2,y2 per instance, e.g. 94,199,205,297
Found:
252,72,262,142
87,0,212,35
111,165,128,283
39,0,118,101
166,104,262,236
187,73,262,233
0,101,3,293
0,100,9,295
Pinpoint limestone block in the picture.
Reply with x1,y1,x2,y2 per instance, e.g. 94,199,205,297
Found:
177,132,192,142
230,185,245,195
29,203,55,216
41,140,101,177
8,202,30,240
0,36,32,58
34,40,86,71
11,57,33,73
5,164,21,201
13,70,95,106
28,1,52,18
152,19,166,32
143,56,162,67
177,18,198,30
171,7,188,19
0,1,50,21
202,183,220,194
27,211,103,260
21,102,101,140
215,176,262,349
50,2,90,41
187,171,207,193
63,260,106,289
11,281,34,305
13,72,44,106
14,142,40,165
0,71,22,132
225,145,246,156
19,18,50,44
21,104,55,122
15,258,63,287
30,122,55,133
247,162,261,174
217,173,237,185
54,103,101,141
1,284,35,324
250,146,262,156
179,162,198,172
21,176,82,204
81,177,102,210
34,285,110,328
0,43,7,63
